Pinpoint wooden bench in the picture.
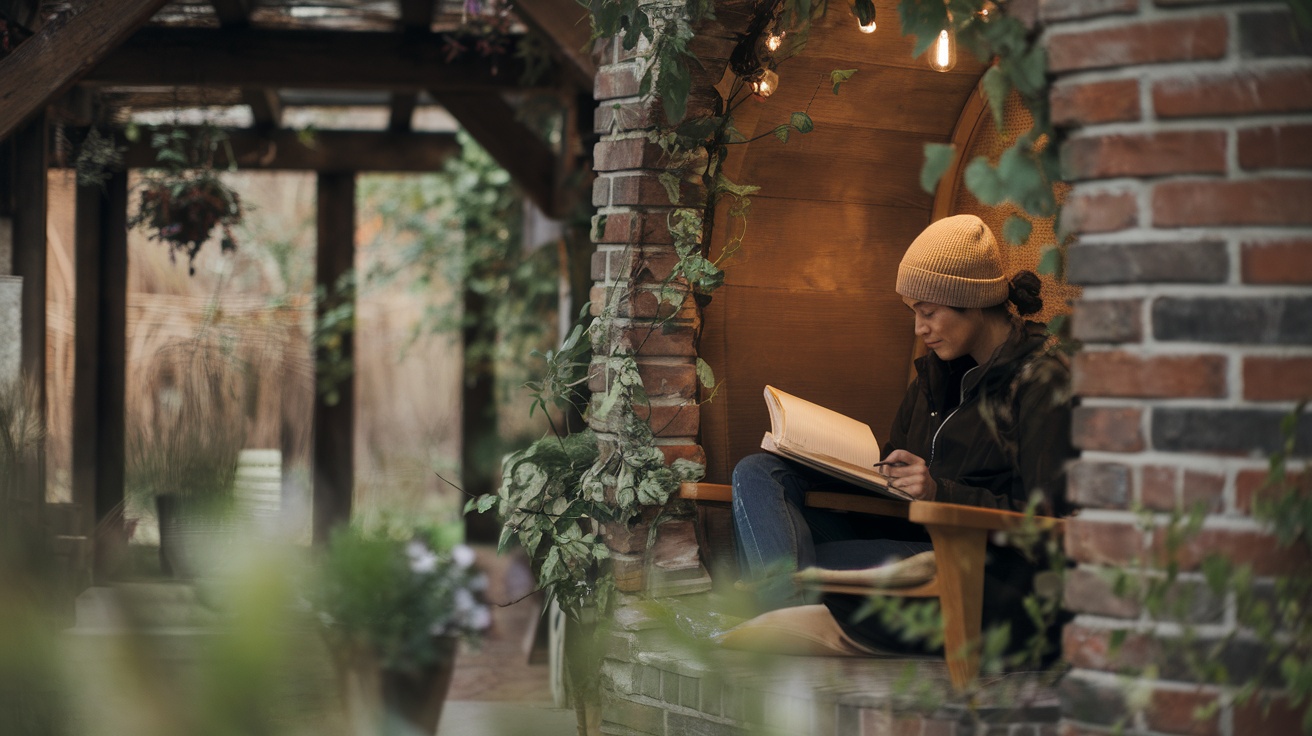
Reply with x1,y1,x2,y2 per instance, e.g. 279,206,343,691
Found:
678,481,1066,690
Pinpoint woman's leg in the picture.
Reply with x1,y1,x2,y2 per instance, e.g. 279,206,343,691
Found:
732,453,856,608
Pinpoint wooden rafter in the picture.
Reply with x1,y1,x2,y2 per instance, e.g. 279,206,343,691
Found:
53,127,460,172
207,0,283,129
388,92,420,133
511,0,596,89
390,0,438,132
431,91,558,215
209,0,256,26
242,88,282,130
0,0,171,141
85,27,551,91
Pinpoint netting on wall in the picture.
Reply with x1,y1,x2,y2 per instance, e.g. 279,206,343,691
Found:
951,95,1079,326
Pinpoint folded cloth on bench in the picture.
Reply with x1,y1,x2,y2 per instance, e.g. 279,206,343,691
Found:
715,604,891,657
793,550,937,589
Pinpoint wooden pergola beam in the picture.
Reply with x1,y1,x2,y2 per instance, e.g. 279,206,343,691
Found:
0,0,170,141
312,172,356,545
72,172,129,582
511,0,597,89
432,92,558,215
85,27,551,91
52,127,461,172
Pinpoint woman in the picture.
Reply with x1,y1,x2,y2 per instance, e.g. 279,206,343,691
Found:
730,214,1074,655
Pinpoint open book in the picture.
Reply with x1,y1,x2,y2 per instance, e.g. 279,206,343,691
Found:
761,385,911,501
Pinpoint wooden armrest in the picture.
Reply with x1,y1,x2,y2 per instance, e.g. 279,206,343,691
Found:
678,481,732,503
805,492,1063,533
908,501,1065,534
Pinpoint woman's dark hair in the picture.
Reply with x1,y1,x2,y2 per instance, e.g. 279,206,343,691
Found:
1006,270,1043,316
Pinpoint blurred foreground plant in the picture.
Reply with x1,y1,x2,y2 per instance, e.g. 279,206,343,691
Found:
310,516,491,672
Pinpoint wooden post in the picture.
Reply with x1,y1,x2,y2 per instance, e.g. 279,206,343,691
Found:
10,112,47,507
312,172,355,545
73,171,128,581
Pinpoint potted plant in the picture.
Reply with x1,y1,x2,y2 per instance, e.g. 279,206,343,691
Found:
126,337,247,578
309,516,491,736
128,124,242,275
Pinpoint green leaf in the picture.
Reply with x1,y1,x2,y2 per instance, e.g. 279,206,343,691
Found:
1002,214,1032,246
789,111,814,134
695,358,715,389
774,125,791,143
981,65,1011,131
1037,246,1062,276
897,0,949,58
963,156,1005,205
920,143,957,194
830,68,858,95
658,172,683,204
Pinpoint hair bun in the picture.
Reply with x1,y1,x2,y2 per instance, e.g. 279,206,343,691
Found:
1007,270,1043,316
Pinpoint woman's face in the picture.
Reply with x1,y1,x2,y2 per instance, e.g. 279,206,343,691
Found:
903,297,987,362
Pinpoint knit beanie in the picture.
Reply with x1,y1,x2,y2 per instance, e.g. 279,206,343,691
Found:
895,214,1008,308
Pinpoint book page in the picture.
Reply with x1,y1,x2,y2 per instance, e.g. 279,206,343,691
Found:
764,386,882,468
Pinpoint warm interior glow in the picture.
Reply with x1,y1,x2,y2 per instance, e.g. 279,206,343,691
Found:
750,69,779,98
928,28,956,72
766,32,783,51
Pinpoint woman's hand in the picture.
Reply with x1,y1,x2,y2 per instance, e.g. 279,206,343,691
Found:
880,449,937,501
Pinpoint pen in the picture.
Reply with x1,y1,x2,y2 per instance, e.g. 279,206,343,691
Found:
871,461,908,468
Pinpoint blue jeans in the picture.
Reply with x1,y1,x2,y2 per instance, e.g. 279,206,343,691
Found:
731,453,932,609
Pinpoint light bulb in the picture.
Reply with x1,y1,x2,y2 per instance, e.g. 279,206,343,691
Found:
750,69,779,98
857,18,877,33
928,28,957,72
765,32,783,52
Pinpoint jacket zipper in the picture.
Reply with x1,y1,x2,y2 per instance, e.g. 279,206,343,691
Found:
929,364,980,468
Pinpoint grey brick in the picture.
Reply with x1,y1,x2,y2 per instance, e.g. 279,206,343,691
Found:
1067,240,1228,285
1152,408,1312,455
1068,460,1131,509
1073,298,1142,343
1153,296,1312,344
1239,9,1312,58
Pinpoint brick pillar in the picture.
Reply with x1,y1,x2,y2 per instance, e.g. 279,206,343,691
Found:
589,29,710,594
1047,2,1311,734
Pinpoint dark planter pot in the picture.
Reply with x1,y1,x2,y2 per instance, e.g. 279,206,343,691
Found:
338,637,458,736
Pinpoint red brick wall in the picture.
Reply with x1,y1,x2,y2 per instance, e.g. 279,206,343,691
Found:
589,37,708,591
1048,1,1311,733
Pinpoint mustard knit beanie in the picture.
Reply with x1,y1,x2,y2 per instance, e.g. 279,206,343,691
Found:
896,214,1008,308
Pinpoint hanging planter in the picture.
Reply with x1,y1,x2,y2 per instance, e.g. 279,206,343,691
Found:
128,125,243,275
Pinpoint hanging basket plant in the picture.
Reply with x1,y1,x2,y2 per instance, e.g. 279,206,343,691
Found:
128,124,242,275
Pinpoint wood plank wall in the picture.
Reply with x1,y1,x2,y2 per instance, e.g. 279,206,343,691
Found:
698,2,985,483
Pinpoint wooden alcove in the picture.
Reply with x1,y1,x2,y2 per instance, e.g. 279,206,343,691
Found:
695,1,1075,485
697,1,988,484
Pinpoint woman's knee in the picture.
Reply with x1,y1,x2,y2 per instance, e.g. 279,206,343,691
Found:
732,452,785,490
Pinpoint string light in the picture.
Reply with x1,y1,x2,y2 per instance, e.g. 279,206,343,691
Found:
750,69,779,98
927,27,957,72
765,31,784,52
857,17,877,33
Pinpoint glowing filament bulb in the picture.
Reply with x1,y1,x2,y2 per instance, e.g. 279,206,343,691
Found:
750,69,779,98
857,17,877,33
928,28,957,72
765,32,783,52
